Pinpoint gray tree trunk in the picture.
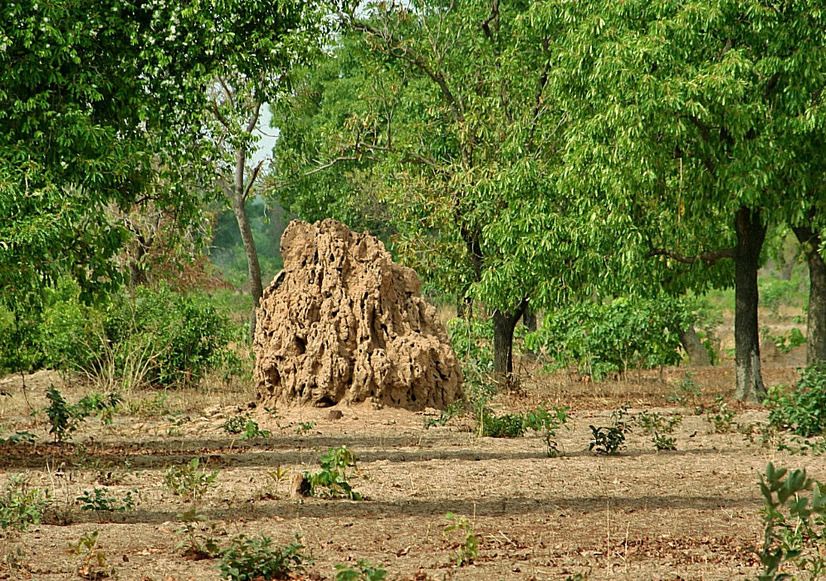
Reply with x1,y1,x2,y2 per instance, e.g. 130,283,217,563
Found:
231,148,263,343
734,207,767,402
793,225,826,365
679,326,710,367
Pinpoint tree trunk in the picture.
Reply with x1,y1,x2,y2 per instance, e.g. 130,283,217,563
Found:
679,326,710,367
231,148,263,342
522,308,537,333
793,225,826,365
734,207,767,402
492,301,528,376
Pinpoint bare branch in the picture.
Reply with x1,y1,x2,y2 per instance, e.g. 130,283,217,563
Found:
243,159,266,201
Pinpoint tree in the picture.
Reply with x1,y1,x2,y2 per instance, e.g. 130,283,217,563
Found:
298,0,604,377
533,1,826,401
0,0,323,351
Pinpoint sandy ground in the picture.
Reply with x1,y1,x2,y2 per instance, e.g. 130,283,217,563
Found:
0,352,821,581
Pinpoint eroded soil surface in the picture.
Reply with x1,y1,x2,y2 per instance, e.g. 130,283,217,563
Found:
0,361,819,581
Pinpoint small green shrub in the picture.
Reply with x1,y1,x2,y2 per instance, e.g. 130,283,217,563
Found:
758,462,826,580
705,395,735,434
218,534,307,581
68,530,117,580
77,488,137,513
589,425,626,455
768,364,826,437
175,508,222,560
443,512,479,566
478,406,569,456
222,415,271,440
636,411,682,435
164,458,219,503
0,430,36,445
43,387,122,442
667,374,702,407
304,446,362,500
652,433,677,451
0,475,50,535
335,560,388,581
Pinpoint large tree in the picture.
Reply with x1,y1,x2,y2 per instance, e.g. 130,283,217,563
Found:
533,1,826,401
283,0,611,377
0,0,318,324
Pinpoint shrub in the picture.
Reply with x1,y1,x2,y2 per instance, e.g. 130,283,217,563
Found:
164,458,219,503
77,488,137,513
335,560,388,581
43,387,122,443
105,286,239,388
524,296,692,380
768,364,826,437
304,446,362,500
443,512,479,566
478,406,569,456
38,278,105,371
0,475,50,535
758,462,826,580
218,534,307,581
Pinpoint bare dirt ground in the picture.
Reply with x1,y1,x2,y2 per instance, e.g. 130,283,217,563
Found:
0,349,819,581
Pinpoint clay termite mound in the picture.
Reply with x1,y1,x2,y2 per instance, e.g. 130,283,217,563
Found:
253,219,463,410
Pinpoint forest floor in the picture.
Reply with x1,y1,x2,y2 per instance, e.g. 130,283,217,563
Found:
0,344,818,581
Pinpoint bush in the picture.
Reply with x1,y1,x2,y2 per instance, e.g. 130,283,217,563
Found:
218,534,306,581
758,462,826,580
38,278,105,371
768,364,826,437
104,286,239,387
0,475,50,535
525,295,693,380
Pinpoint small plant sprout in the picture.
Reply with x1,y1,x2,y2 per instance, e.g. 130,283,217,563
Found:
443,512,479,566
335,559,388,581
164,458,219,504
303,446,363,500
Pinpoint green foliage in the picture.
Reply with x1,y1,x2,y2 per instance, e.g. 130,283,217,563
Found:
175,508,222,560
705,396,736,434
335,560,388,581
768,364,826,438
0,430,36,445
164,458,219,503
77,488,137,513
763,322,806,356
68,530,117,581
525,297,691,381
43,387,122,443
0,475,49,535
304,446,362,500
222,415,271,440
589,426,626,456
443,513,479,567
636,411,682,436
478,406,569,457
105,286,239,388
667,374,703,408
218,534,307,581
37,278,105,371
652,434,677,452
758,463,826,580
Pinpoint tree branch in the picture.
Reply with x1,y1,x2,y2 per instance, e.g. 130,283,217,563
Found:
648,247,735,265
243,159,266,201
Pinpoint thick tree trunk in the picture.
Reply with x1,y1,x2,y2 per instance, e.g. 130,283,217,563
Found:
734,207,767,402
679,326,710,367
793,225,826,365
492,301,528,376
232,149,263,342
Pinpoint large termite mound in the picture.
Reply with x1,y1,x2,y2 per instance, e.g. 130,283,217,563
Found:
253,219,463,410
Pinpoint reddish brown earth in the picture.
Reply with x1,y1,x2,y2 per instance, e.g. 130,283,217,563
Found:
0,352,819,581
